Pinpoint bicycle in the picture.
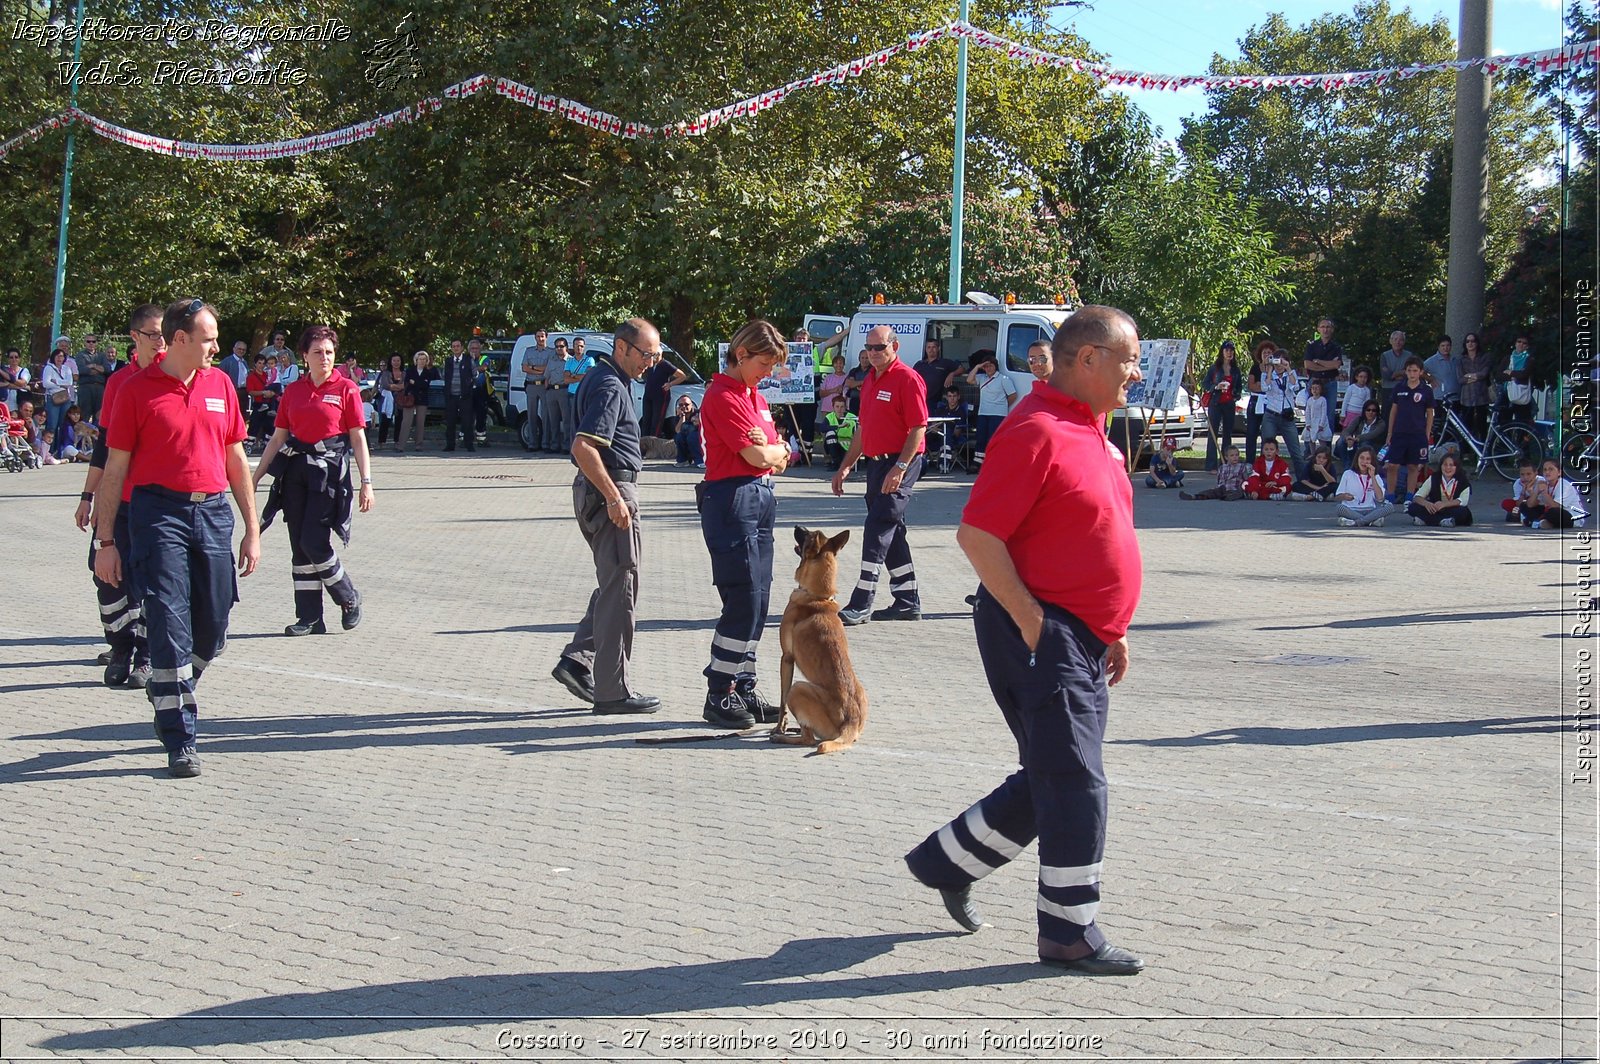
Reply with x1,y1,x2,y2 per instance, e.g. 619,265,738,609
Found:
1562,426,1597,474
1433,403,1544,479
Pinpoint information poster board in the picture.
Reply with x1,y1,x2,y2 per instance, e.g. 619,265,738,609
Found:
1123,339,1191,411
717,341,815,406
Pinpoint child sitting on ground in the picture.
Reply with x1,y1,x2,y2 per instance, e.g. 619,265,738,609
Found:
1288,447,1339,500
1144,438,1184,489
1504,460,1543,524
1242,439,1293,500
1181,446,1249,500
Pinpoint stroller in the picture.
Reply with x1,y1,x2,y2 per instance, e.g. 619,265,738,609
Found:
0,401,36,472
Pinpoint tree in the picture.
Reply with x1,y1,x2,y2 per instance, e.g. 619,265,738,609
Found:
1180,0,1559,352
1090,147,1294,361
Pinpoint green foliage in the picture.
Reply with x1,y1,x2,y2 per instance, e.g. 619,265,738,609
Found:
1089,147,1293,361
1180,0,1559,345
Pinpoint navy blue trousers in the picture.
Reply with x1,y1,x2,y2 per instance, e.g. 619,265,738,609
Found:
846,455,921,613
906,588,1110,950
699,477,775,691
129,487,238,753
89,507,148,664
280,461,357,624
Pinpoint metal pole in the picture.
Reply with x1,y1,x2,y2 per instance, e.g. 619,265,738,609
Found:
947,0,970,304
50,0,85,345
1443,0,1491,347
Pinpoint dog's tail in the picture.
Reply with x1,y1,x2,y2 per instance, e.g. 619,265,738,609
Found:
815,687,867,755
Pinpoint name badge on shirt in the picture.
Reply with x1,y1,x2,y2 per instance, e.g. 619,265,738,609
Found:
322,393,343,406
876,390,892,401
204,397,226,413
760,409,774,421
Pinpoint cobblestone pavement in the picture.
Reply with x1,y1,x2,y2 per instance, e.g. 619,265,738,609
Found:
1,446,1594,1062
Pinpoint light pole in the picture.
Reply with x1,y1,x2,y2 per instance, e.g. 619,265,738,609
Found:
947,0,970,304
50,0,85,346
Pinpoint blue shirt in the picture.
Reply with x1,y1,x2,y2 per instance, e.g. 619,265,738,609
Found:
565,354,594,394
1390,382,1435,437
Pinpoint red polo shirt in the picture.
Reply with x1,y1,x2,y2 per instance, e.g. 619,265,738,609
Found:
961,381,1142,644
275,373,365,442
99,356,163,502
701,373,776,481
106,364,245,494
857,357,928,457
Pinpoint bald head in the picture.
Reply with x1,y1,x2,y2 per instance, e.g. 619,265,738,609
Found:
1051,306,1137,368
1049,305,1141,415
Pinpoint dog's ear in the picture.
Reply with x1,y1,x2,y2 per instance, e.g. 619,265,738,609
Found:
825,529,850,554
794,526,809,546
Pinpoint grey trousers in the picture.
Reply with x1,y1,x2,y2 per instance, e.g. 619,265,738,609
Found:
1335,501,1397,526
523,386,543,449
545,388,570,450
560,477,640,702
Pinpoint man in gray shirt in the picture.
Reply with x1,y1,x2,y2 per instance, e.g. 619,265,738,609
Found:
1379,330,1412,408
1422,335,1460,411
521,328,555,453
75,334,114,422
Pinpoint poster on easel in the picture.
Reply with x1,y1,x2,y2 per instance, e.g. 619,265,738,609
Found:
1123,340,1191,412
718,342,815,406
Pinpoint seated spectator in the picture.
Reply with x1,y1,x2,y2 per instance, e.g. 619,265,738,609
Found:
1523,460,1588,529
1336,400,1385,464
1242,439,1293,500
1407,453,1472,526
673,395,703,467
1289,447,1339,500
1333,446,1397,526
1301,379,1334,451
54,406,91,461
1144,438,1185,489
70,421,98,462
37,428,61,464
820,394,857,471
245,355,277,449
1503,460,1543,524
1181,445,1249,500
928,386,970,456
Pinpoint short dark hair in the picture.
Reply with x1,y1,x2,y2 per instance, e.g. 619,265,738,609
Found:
1404,355,1425,370
1051,305,1136,366
161,298,216,344
298,325,338,355
129,302,162,332
4,347,19,358
1437,334,1452,345
614,318,655,350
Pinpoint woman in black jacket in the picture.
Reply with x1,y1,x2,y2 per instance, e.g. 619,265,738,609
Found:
398,351,437,453
1201,341,1243,470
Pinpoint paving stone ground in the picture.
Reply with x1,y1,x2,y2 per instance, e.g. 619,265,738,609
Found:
1,444,1594,1062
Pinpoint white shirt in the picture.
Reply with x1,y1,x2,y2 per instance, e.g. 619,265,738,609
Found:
1336,469,1384,509
1512,476,1545,502
43,361,76,400
975,371,1017,417
1549,478,1589,524
1302,395,1333,442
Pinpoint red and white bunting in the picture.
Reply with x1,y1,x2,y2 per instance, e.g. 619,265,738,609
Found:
1,21,1592,163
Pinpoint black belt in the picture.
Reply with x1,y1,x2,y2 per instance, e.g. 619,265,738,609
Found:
864,454,897,462
580,468,638,483
140,484,225,503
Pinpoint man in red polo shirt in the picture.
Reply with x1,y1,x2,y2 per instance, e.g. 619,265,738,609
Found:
74,302,166,689
94,298,261,779
904,305,1148,976
829,324,928,625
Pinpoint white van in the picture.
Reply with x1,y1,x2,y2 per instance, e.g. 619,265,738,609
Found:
506,331,705,449
803,302,1196,456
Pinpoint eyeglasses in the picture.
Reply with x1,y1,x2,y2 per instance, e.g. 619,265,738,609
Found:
862,343,890,353
131,328,162,341
623,339,662,360
1027,355,1049,365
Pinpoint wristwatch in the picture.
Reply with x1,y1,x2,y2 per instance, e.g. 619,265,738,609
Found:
360,476,373,486
894,461,910,471
93,539,114,550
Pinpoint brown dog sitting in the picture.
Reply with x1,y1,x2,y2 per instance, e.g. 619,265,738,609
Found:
774,527,868,754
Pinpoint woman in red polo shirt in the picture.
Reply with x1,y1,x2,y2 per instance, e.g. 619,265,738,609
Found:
252,326,375,635
697,319,791,729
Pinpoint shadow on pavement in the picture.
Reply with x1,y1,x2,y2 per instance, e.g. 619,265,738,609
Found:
1257,607,1563,631
37,933,1053,1053
3,709,729,783
1111,714,1567,747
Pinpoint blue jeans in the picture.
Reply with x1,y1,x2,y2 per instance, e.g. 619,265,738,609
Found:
129,487,238,753
675,425,703,464
1258,410,1305,476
